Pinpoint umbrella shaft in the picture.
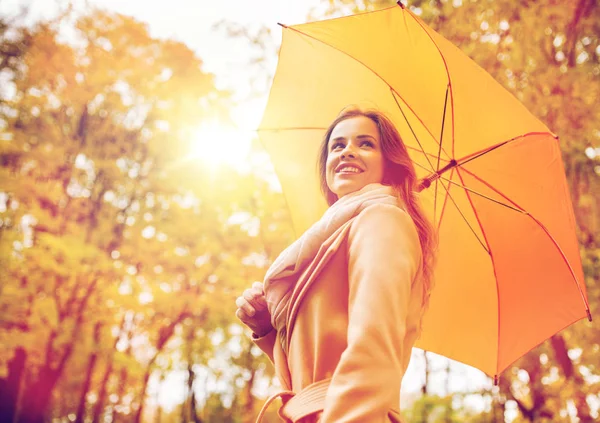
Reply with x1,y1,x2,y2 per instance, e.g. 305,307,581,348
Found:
418,159,457,191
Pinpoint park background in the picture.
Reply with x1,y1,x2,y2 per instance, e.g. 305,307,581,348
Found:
0,0,598,422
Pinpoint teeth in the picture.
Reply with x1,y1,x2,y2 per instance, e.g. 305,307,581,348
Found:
338,166,361,173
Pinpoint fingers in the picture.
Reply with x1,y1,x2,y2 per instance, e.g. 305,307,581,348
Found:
242,286,267,311
235,306,251,322
235,282,267,324
236,296,255,317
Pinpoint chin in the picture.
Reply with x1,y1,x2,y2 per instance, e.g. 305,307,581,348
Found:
333,182,366,198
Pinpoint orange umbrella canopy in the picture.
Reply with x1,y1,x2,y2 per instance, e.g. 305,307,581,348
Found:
258,4,591,379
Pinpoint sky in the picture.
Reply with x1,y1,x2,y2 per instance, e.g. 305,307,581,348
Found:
1,0,322,132
0,0,495,415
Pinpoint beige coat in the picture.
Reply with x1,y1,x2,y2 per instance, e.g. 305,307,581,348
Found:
255,203,424,422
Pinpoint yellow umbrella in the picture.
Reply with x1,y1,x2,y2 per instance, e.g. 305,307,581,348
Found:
258,3,591,380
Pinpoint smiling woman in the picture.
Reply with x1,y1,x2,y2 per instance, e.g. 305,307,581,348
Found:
188,121,251,169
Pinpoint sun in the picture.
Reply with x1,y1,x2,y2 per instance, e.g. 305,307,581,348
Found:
188,121,251,169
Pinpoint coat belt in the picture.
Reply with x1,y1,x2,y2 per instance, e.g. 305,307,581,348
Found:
255,378,403,423
255,378,331,423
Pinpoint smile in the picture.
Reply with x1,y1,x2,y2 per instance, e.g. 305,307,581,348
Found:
336,164,363,174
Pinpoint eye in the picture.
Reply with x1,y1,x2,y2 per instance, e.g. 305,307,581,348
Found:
361,140,374,148
331,141,345,150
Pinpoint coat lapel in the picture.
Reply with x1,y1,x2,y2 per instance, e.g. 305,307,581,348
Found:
284,220,354,352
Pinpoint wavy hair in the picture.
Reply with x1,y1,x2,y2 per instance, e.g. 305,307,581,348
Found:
317,107,438,315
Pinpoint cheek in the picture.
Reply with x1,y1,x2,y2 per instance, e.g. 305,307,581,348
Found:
374,155,386,180
324,157,334,183
325,155,336,175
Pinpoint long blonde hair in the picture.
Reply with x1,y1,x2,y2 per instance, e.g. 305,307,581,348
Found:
317,107,437,313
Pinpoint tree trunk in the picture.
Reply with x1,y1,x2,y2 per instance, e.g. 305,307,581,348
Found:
185,326,203,423
75,323,101,423
242,345,256,423
154,403,162,423
420,350,430,423
182,356,189,423
491,393,505,423
550,334,595,422
190,388,203,423
17,270,100,423
133,312,191,423
185,364,194,423
499,353,554,422
421,350,429,395
133,366,153,423
443,359,452,422
74,352,98,423
17,365,62,423
109,366,129,423
0,348,26,423
90,358,114,423
92,316,128,423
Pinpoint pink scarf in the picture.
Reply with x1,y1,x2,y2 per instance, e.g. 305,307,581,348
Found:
264,183,400,347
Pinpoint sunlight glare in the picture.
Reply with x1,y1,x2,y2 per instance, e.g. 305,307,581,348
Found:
189,121,251,170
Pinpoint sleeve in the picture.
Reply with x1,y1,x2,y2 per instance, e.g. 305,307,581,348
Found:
252,329,277,364
320,204,422,423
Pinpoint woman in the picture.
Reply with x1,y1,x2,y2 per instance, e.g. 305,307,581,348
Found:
235,107,437,422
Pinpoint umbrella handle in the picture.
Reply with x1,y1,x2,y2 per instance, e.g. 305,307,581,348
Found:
417,159,457,192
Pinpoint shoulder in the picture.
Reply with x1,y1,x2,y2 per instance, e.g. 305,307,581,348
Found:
348,204,421,258
347,203,423,281
349,203,420,250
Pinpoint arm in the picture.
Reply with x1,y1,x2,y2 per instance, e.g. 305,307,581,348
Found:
252,329,276,364
235,281,275,363
320,204,422,422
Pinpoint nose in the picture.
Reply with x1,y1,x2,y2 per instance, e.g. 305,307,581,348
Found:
341,143,356,159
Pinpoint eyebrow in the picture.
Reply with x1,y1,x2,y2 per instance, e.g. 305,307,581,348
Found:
329,134,378,143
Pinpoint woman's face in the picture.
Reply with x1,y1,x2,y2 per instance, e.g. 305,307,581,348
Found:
325,116,385,200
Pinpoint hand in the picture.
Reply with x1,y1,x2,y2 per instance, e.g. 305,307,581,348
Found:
235,282,273,337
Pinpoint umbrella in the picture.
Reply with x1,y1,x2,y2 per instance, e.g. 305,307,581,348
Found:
257,2,592,381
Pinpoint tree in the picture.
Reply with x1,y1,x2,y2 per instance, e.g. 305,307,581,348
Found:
0,7,229,423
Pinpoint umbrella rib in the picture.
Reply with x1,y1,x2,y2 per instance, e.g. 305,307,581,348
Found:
458,168,534,212
402,5,457,157
399,144,452,163
416,132,555,194
409,146,451,162
435,167,454,231
459,167,592,321
434,85,450,221
437,177,490,254
437,84,449,172
413,160,450,225
413,160,454,225
456,131,557,166
439,177,527,215
391,89,435,172
280,5,398,28
404,8,550,181
412,161,489,253
413,159,440,179
419,139,591,316
282,25,452,162
454,168,501,375
434,177,439,223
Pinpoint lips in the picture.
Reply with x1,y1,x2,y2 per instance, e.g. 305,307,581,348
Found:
335,163,364,173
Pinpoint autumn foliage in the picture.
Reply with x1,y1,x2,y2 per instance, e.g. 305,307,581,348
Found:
0,1,598,423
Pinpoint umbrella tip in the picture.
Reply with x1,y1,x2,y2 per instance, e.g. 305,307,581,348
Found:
587,309,593,322
493,375,499,386
277,22,288,28
397,1,406,8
